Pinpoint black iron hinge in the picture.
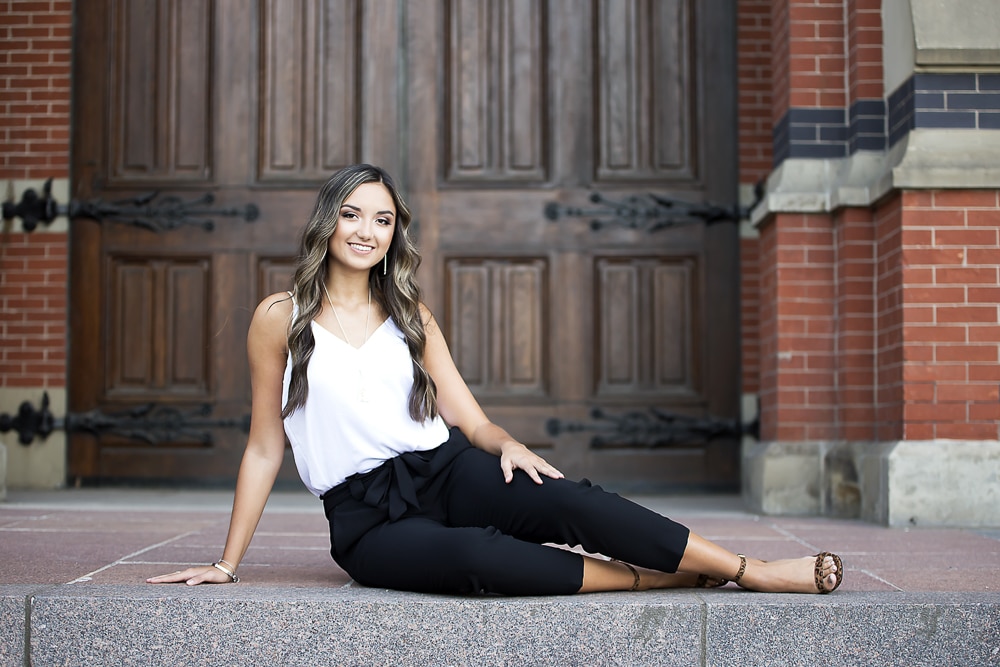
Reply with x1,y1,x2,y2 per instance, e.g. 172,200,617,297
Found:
546,406,760,449
544,183,763,233
0,392,250,447
3,178,259,232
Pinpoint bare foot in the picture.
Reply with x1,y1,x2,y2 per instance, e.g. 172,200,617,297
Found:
734,554,841,593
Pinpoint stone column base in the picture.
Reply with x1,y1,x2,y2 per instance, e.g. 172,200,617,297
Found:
743,439,1000,527
0,388,67,491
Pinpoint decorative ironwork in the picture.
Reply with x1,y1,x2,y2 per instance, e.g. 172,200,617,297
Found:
544,184,763,233
0,392,250,447
0,393,56,445
546,407,759,449
2,178,260,232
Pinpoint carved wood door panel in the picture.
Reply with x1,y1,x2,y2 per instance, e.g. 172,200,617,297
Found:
70,0,739,490
69,0,405,483
407,0,740,490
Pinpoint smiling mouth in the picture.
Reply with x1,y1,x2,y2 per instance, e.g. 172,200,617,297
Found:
348,243,374,253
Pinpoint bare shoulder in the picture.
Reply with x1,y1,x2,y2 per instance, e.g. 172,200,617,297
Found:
249,292,294,352
418,302,438,331
256,291,294,318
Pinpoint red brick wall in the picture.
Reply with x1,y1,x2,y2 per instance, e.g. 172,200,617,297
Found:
874,193,903,441
758,213,838,441
0,0,72,179
738,0,773,184
834,207,876,441
0,234,67,387
846,0,883,103
898,190,1000,440
0,0,72,390
738,0,772,398
760,192,1000,444
775,0,846,114
740,237,760,395
770,0,791,124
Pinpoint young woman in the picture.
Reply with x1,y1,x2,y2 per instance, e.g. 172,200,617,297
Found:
148,164,843,595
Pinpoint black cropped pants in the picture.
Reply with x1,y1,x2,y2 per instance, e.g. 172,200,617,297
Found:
321,428,690,596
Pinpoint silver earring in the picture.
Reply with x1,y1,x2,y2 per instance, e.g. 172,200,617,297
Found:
383,254,387,276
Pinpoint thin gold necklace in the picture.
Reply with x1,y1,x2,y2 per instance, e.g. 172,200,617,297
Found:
321,281,371,401
321,281,371,348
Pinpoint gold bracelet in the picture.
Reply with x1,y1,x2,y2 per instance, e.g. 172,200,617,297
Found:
211,561,240,583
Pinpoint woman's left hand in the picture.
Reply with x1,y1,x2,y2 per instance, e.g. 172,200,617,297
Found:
500,442,565,484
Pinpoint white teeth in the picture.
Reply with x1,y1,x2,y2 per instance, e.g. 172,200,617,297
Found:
349,243,373,252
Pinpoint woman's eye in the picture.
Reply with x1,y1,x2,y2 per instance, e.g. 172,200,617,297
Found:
341,211,357,219
377,218,392,226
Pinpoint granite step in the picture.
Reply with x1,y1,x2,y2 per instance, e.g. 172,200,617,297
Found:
3,585,1000,666
3,489,1000,666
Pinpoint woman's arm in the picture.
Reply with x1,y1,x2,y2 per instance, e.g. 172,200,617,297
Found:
147,293,292,584
421,304,563,485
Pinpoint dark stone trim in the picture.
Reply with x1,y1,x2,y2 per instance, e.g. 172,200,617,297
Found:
887,72,1000,147
980,112,1000,129
773,100,887,165
774,73,1000,165
849,99,887,153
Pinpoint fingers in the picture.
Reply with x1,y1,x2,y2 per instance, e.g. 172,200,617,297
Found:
540,463,565,480
146,569,190,584
524,466,544,485
502,456,564,485
501,457,514,484
146,566,228,586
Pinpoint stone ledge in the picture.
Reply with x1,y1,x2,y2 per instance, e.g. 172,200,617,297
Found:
21,585,705,666
704,592,1000,667
5,585,999,666
911,0,1000,66
741,439,825,516
751,129,1000,224
743,439,1000,527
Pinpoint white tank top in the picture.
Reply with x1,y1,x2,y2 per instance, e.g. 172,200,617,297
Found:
281,315,450,496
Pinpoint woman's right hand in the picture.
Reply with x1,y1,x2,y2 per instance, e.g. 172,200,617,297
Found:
146,565,234,586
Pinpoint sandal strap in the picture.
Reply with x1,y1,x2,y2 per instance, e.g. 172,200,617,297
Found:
613,559,640,592
732,554,748,586
814,552,844,594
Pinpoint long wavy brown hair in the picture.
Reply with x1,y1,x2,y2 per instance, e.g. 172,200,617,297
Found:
281,164,437,422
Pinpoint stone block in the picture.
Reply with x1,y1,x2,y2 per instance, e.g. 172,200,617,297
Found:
0,443,6,502
882,440,1000,527
911,0,1000,66
857,442,897,525
704,592,1000,667
742,439,824,515
29,586,703,666
0,388,67,490
824,441,866,518
0,587,32,667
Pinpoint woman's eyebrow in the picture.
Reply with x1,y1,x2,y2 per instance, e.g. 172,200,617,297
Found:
340,203,394,217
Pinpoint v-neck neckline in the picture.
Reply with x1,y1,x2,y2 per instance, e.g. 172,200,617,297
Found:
312,317,389,350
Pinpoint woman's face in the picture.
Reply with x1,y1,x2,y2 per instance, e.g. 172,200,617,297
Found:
327,182,396,274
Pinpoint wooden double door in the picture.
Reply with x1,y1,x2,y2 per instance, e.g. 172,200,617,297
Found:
70,0,740,491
